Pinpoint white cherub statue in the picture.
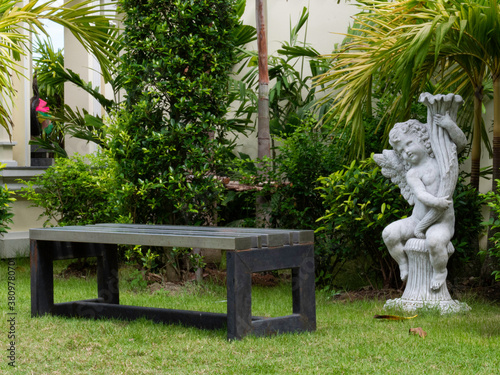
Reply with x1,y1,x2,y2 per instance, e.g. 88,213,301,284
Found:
374,93,467,294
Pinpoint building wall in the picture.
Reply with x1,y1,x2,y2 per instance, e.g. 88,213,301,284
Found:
63,22,100,157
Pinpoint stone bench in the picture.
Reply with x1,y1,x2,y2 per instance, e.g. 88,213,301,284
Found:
30,224,316,340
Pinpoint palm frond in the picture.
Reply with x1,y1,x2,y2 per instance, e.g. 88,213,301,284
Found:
0,0,120,134
314,0,500,160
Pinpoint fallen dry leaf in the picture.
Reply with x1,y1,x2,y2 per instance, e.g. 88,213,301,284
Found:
409,327,427,339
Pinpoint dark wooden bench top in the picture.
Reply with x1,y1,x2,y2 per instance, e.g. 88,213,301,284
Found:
30,224,314,251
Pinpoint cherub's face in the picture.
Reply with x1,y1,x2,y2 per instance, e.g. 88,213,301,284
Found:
393,132,427,166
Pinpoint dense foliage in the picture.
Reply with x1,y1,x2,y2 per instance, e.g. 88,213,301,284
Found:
482,184,500,281
20,153,120,227
316,158,411,289
317,158,485,289
110,0,238,225
449,176,485,280
258,119,343,230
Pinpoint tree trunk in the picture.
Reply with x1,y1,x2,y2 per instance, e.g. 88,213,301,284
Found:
256,0,270,160
470,86,483,190
492,77,500,191
483,77,500,284
255,0,271,227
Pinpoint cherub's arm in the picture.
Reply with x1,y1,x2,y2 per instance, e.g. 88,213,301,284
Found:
406,170,451,210
434,112,467,153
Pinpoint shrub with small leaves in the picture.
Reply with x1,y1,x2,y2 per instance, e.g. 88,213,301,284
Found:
448,174,484,280
19,152,121,227
261,118,344,230
318,157,485,288
317,157,411,289
112,0,238,225
482,182,500,281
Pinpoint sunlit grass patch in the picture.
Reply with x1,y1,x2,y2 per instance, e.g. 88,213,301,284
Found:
1,258,499,374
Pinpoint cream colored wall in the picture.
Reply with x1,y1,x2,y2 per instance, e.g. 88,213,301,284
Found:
10,196,48,231
8,12,31,167
11,64,30,167
234,0,358,159
63,19,100,156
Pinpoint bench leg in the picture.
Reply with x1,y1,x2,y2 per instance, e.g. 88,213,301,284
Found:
292,245,316,331
31,240,54,317
97,244,119,304
226,251,252,340
226,244,316,338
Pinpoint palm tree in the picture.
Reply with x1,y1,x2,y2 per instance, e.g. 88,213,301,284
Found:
315,0,440,160
383,0,499,189
316,0,498,190
255,0,270,160
0,0,119,135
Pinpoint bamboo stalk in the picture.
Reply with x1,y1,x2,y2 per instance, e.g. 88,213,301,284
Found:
256,0,270,160
492,78,500,192
470,87,484,190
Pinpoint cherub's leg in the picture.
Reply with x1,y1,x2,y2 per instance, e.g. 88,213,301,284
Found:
382,218,415,282
425,223,453,291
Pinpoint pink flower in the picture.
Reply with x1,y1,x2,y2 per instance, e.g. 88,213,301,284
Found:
36,99,50,113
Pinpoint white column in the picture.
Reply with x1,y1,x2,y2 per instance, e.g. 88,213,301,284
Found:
63,0,99,156
0,128,18,167
9,0,31,166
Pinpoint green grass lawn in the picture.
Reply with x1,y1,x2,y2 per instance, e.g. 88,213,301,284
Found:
1,258,500,375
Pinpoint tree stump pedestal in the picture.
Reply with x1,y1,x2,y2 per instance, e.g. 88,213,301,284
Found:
384,238,470,313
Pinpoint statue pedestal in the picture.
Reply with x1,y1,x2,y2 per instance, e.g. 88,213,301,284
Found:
384,238,470,313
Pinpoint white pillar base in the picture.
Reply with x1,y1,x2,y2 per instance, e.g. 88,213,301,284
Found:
384,238,470,314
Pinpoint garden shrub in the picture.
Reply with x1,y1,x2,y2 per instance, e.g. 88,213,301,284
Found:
220,118,343,225
316,157,483,289
218,118,345,288
260,118,344,230
104,0,239,281
448,175,485,281
20,152,121,227
111,0,238,226
482,183,500,281
317,158,411,289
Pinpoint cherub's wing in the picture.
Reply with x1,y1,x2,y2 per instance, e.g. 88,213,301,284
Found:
373,150,414,205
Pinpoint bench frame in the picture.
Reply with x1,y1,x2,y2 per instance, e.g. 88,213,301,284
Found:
30,225,316,340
